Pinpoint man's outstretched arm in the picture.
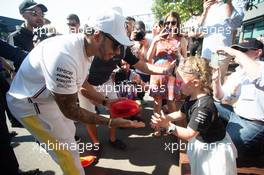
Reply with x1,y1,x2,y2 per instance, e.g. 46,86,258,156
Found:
51,92,145,128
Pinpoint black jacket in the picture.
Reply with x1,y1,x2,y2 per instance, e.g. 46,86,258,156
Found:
7,26,34,52
88,47,139,86
0,40,28,71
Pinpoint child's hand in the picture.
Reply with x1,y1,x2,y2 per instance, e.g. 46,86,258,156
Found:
150,111,170,129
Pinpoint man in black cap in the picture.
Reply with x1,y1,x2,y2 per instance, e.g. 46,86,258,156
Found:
231,38,264,61
212,38,264,157
4,0,47,129
7,0,48,52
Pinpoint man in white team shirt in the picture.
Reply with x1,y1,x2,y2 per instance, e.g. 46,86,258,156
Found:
6,8,145,175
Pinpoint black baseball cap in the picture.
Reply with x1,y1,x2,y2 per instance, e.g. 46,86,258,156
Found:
231,38,264,51
67,14,80,24
19,0,48,14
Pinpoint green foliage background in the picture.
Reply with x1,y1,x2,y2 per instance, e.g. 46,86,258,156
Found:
151,0,203,22
151,0,256,23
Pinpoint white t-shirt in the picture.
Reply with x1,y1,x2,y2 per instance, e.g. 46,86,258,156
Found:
8,34,93,103
222,62,264,121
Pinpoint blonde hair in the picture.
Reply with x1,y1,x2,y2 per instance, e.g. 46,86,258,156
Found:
179,56,213,95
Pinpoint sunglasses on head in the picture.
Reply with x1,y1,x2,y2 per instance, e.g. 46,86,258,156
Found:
103,32,122,51
25,10,44,17
165,21,177,26
179,65,201,77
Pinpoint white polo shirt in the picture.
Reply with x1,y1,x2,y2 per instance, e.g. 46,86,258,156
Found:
222,62,264,121
8,34,93,103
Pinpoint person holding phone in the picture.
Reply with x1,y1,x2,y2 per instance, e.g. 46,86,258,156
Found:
198,0,246,83
147,11,187,136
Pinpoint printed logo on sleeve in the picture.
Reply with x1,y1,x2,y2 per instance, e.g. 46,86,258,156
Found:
195,110,208,124
56,67,73,88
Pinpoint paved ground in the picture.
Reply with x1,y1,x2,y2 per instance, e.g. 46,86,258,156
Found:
9,94,181,175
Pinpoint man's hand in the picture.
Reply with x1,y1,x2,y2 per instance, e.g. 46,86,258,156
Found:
217,47,240,62
111,118,145,128
51,92,143,127
212,68,221,83
164,58,180,76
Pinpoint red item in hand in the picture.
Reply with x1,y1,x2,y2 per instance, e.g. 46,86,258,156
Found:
110,99,140,118
80,156,96,167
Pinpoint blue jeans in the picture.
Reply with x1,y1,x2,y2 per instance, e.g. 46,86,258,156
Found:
214,101,264,156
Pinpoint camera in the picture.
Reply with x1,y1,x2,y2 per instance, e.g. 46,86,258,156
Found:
133,30,146,41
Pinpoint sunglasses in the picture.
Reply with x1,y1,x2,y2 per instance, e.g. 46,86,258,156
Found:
103,32,122,51
165,21,177,26
67,23,77,27
25,10,44,17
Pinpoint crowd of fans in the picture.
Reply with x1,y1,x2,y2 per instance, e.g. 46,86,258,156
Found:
1,0,264,175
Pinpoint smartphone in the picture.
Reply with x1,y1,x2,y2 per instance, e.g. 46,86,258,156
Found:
161,27,171,38
210,52,219,68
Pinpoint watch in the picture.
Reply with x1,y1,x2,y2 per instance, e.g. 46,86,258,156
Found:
167,124,177,135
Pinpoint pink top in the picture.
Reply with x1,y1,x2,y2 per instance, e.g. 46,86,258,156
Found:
156,37,181,57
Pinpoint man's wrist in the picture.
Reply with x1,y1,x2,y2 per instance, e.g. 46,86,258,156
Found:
212,78,221,85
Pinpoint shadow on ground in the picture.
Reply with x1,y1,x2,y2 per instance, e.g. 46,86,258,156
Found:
84,166,150,175
76,99,180,175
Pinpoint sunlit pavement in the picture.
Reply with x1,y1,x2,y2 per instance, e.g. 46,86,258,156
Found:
9,94,180,175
